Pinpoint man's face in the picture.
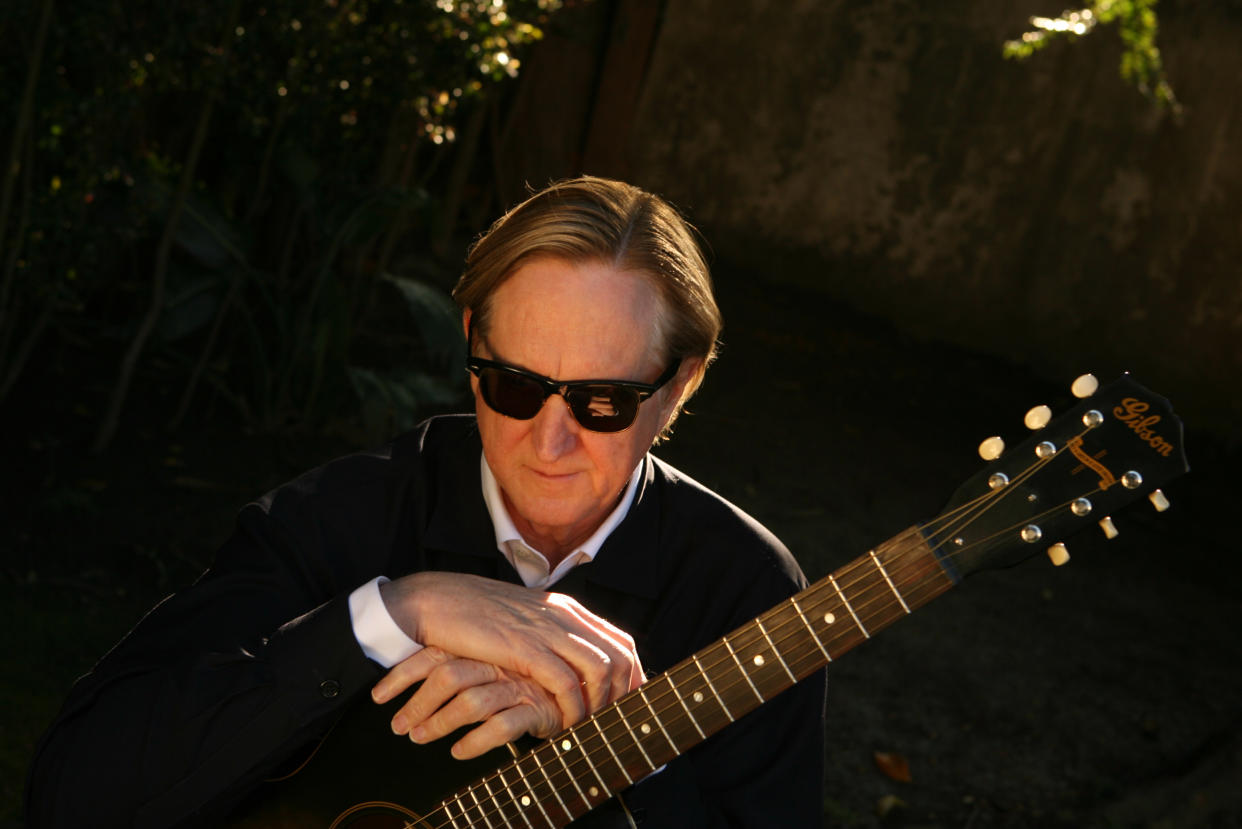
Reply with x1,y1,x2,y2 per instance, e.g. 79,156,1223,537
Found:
471,255,687,557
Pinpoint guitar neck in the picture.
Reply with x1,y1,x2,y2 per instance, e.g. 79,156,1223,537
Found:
422,526,955,828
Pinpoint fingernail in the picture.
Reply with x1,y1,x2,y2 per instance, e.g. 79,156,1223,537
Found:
409,726,426,743
372,683,389,703
391,714,407,735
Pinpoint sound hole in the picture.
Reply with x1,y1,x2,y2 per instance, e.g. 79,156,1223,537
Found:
330,802,428,829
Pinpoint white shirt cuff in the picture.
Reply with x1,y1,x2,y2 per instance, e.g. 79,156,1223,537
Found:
348,576,421,668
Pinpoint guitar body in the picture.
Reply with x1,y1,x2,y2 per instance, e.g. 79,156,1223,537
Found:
226,697,639,828
224,698,510,828
329,801,428,829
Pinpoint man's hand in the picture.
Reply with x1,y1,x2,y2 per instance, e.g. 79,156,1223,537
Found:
374,647,566,759
377,572,643,729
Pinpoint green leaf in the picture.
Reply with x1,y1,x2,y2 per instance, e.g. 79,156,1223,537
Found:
381,273,464,366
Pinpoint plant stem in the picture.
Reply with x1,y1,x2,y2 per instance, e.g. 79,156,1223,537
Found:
0,0,54,311
92,0,242,453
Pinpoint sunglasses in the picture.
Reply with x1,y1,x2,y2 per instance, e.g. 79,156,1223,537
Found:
466,355,680,433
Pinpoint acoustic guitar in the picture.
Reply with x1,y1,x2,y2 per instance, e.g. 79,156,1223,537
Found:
237,373,1189,828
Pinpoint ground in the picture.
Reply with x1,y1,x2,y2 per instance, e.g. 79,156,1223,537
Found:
3,268,1239,827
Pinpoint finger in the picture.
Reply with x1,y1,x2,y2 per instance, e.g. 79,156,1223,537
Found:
383,572,642,721
450,700,562,760
513,654,587,730
544,595,641,705
411,674,547,747
371,646,452,704
393,658,501,737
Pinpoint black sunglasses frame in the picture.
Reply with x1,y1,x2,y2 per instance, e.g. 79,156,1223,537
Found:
465,355,681,432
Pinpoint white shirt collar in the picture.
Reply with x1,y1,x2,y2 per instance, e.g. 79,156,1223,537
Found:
479,453,643,589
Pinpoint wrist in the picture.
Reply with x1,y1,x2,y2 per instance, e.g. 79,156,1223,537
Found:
378,571,429,644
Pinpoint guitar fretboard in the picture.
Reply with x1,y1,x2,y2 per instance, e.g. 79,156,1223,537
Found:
424,526,954,828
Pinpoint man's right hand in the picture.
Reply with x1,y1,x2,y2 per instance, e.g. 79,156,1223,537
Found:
376,571,643,729
374,647,566,759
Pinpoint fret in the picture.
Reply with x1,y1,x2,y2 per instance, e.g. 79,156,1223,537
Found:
480,776,520,828
518,756,557,829
465,785,494,829
722,637,765,703
756,617,797,683
667,660,731,736
440,796,464,829
691,653,734,722
828,573,869,638
589,713,635,785
496,765,542,829
613,702,657,772
528,743,572,824
666,672,708,740
550,732,595,812
791,595,832,663
869,549,911,614
724,621,796,700
419,525,964,829
637,684,680,754
565,725,613,801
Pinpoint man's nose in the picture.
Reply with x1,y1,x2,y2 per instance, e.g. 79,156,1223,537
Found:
530,392,579,461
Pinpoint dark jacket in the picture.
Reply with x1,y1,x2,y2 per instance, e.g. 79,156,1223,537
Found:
27,415,825,827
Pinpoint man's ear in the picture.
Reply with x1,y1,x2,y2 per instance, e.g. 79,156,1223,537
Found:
660,357,704,424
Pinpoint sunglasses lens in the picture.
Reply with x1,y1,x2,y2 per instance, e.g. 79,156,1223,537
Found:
473,362,646,432
479,369,546,419
564,386,640,433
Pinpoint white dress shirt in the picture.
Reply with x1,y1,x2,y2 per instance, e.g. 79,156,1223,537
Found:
347,453,643,668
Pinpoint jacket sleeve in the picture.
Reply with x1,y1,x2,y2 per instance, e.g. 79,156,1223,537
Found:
25,501,385,828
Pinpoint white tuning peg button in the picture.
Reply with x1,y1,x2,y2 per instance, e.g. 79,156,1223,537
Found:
1047,542,1070,566
978,436,1005,461
1024,405,1052,430
1071,374,1099,399
1099,516,1119,539
1149,489,1170,512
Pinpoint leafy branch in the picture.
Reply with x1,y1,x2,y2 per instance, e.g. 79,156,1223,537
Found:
1004,0,1180,114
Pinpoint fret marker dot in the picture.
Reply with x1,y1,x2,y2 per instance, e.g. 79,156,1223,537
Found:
589,787,599,798
561,739,572,751
693,691,704,703
521,796,531,807
753,654,765,666
824,612,836,625
641,723,651,735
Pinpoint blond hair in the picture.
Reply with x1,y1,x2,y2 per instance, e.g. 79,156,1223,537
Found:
453,176,721,432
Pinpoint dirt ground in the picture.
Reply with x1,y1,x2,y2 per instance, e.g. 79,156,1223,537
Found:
4,268,1240,827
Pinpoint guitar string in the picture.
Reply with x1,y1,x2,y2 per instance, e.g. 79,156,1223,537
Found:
387,424,1109,827
418,435,1106,828
425,502,1103,829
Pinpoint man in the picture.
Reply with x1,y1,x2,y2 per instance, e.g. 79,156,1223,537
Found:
27,177,825,827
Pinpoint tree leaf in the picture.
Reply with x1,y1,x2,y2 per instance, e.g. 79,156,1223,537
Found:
873,750,912,783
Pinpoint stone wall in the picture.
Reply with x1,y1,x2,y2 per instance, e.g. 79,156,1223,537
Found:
504,0,1241,435
630,1,1241,434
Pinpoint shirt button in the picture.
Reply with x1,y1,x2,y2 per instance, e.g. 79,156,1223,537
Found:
319,679,341,699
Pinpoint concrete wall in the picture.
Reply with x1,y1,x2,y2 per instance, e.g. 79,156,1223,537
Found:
507,1,1242,435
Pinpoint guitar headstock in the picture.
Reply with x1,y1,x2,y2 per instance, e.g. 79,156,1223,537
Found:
929,374,1190,581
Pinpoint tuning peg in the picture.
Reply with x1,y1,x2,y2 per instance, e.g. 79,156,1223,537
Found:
1071,373,1099,398
978,436,1005,460
1024,405,1052,430
1047,542,1070,566
1099,516,1119,539
1149,489,1170,512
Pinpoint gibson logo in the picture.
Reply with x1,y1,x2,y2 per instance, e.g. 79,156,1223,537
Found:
1113,397,1174,457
